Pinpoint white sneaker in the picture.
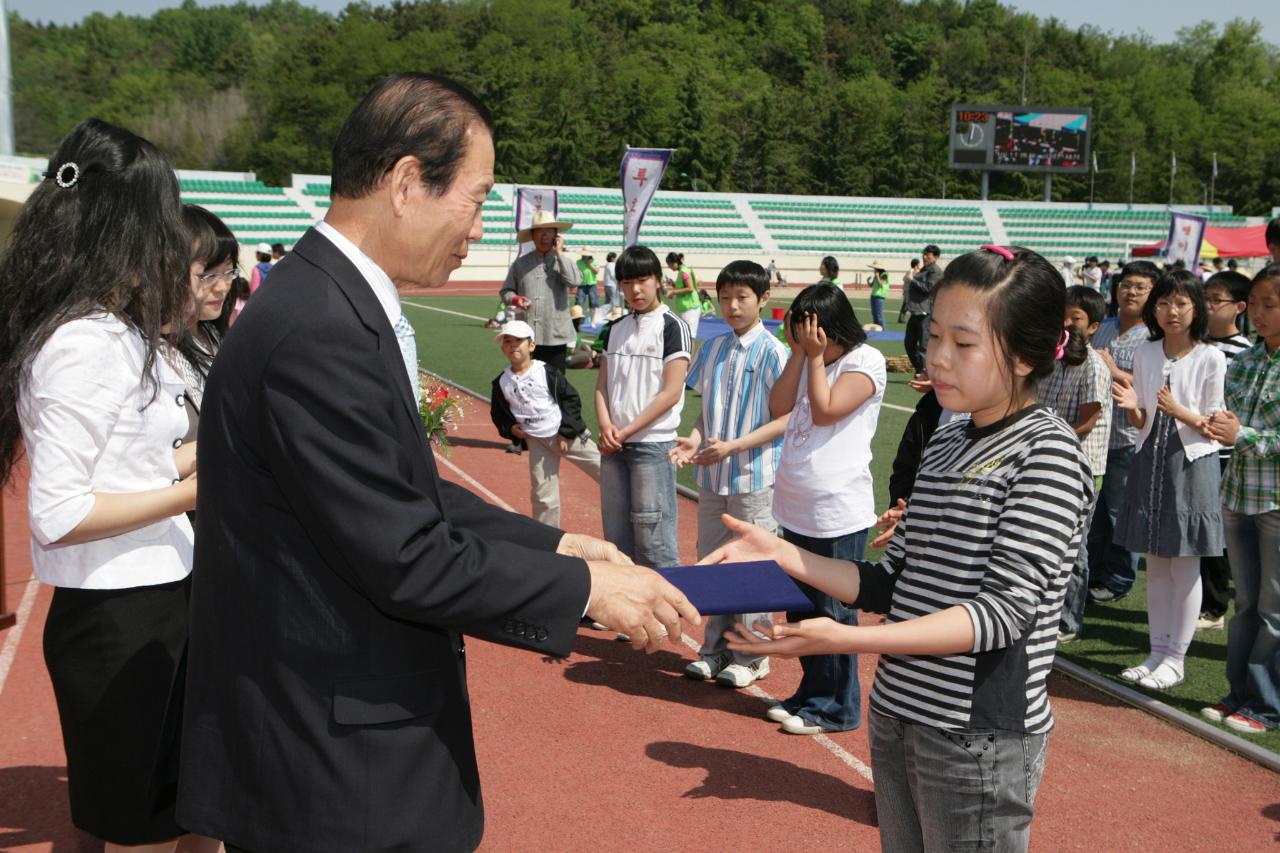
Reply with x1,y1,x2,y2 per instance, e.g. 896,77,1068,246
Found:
683,650,733,681
715,658,770,689
781,715,825,735
1195,613,1225,630
765,705,792,723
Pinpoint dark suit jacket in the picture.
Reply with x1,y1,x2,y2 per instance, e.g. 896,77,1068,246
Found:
178,228,591,853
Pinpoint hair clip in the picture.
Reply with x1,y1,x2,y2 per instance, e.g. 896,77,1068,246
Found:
53,162,80,188
980,244,1015,261
1054,329,1069,361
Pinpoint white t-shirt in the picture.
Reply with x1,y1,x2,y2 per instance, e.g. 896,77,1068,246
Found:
497,361,561,439
602,262,617,290
773,344,887,537
1058,265,1076,286
601,305,691,443
1081,266,1102,291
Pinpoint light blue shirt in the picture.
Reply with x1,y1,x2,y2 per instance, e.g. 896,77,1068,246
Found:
685,321,787,495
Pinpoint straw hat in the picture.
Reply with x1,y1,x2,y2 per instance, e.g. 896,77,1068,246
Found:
517,209,574,243
867,259,886,272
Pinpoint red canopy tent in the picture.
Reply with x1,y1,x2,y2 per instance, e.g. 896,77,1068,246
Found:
1132,224,1269,258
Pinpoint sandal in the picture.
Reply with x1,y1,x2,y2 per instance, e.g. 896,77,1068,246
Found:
1120,663,1152,683
1137,662,1184,691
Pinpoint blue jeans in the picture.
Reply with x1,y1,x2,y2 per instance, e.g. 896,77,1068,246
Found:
600,441,679,568
603,285,618,309
1221,507,1280,729
869,710,1048,853
576,283,599,310
1060,479,1101,636
779,526,867,732
1088,445,1140,595
869,295,886,328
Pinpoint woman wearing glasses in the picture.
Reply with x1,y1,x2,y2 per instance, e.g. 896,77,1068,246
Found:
169,205,239,429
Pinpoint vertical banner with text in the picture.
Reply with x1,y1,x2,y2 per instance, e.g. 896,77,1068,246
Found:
1165,211,1208,269
514,187,558,256
620,148,673,247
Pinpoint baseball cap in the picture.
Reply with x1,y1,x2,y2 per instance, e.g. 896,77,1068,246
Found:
256,242,272,254
495,320,535,341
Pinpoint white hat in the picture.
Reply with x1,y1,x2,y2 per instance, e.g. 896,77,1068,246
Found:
256,242,272,254
495,320,535,341
517,209,574,243
1062,256,1076,264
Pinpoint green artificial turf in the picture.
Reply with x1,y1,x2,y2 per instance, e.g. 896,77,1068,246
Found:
403,292,1279,756
1057,570,1280,753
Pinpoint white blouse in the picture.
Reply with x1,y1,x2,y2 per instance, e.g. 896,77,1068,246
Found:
19,312,194,589
1130,339,1225,463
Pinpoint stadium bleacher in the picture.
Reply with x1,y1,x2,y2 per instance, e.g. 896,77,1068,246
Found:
171,169,1266,270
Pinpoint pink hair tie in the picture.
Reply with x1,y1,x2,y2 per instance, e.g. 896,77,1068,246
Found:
1054,329,1069,361
980,244,1015,261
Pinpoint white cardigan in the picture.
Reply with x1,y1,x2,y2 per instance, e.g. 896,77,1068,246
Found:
19,313,194,589
1130,339,1225,462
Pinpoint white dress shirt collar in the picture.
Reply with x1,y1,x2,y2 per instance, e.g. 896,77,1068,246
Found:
315,220,400,325
734,320,766,348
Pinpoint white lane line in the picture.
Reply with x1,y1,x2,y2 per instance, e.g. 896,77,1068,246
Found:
433,418,876,784
677,633,874,783
0,577,41,700
434,451,517,511
402,300,489,322
405,300,915,415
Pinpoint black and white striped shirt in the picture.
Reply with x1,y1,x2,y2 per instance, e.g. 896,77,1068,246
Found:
856,405,1092,734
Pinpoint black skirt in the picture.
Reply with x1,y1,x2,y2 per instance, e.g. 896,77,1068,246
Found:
42,576,191,844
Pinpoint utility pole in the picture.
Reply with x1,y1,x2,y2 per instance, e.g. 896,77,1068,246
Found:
0,0,15,155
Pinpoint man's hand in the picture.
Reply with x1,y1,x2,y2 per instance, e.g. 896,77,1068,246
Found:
557,532,633,565
513,294,532,311
585,561,701,653
908,373,933,394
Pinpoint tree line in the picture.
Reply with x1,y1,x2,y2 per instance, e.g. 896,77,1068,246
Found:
11,0,1280,214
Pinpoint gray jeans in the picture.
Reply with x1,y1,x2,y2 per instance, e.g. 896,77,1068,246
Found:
527,433,602,528
868,709,1049,852
695,488,776,666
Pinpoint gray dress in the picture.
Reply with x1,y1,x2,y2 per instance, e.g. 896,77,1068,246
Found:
1114,409,1224,557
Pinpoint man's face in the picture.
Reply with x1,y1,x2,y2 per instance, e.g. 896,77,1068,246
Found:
531,227,557,255
923,251,938,265
394,125,494,289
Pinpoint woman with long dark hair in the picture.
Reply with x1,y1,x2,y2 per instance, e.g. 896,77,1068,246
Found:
169,204,238,418
0,119,219,852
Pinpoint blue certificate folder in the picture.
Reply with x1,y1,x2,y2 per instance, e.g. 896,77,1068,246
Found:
656,561,812,616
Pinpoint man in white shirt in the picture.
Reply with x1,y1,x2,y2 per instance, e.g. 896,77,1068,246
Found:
179,72,698,853
1058,255,1078,286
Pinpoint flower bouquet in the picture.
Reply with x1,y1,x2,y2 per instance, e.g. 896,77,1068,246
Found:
419,380,465,456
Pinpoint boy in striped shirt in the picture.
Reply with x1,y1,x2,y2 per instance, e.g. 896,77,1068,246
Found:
672,260,789,688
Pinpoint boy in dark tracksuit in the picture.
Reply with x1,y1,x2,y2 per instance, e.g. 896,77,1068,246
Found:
491,320,601,527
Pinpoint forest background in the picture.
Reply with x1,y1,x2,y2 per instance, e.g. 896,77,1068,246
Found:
10,0,1280,214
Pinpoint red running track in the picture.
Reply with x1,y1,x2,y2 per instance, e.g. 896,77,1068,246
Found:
1,405,1277,851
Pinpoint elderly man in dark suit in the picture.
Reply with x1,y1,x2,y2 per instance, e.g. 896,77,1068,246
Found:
178,72,699,853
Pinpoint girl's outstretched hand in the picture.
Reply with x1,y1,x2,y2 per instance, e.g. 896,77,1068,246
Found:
796,312,827,359
871,498,907,549
724,616,854,658
698,514,797,574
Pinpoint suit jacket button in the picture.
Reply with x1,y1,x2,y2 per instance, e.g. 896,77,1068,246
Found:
172,438,183,449
537,629,549,641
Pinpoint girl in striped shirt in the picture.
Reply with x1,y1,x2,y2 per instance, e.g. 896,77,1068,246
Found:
709,246,1091,852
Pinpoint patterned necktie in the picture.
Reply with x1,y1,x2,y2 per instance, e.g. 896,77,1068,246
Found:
392,313,421,403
